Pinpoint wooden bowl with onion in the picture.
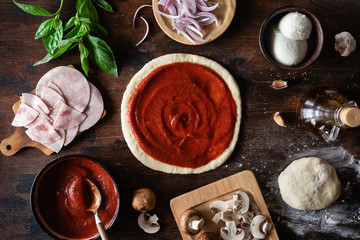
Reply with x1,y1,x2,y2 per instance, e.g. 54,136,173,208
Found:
259,6,324,70
153,0,236,45
30,154,120,240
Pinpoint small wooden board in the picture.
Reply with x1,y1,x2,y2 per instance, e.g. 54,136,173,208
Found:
170,170,279,240
0,66,106,156
153,0,236,45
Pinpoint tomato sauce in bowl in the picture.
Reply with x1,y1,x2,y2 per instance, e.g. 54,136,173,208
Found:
31,155,119,240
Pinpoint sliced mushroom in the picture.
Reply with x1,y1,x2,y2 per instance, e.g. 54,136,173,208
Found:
220,220,245,240
198,232,219,240
251,215,272,239
232,191,250,214
213,209,241,225
212,211,223,224
249,203,261,216
225,199,235,210
210,200,228,213
335,31,356,57
138,212,160,234
242,225,252,240
179,209,205,235
238,211,254,227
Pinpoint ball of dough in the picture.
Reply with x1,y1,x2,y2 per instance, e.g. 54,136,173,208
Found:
278,157,341,210
278,11,312,40
270,30,308,66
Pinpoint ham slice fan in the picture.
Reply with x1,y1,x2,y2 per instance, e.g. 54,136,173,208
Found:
1,66,105,156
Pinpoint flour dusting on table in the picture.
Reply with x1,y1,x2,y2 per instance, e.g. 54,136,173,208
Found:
265,146,360,238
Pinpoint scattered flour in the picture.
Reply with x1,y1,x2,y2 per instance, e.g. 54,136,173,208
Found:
266,146,360,238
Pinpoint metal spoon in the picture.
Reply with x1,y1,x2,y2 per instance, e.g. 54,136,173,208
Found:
85,178,109,240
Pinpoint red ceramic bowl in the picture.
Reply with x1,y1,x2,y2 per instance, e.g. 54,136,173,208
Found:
31,154,120,240
259,6,324,70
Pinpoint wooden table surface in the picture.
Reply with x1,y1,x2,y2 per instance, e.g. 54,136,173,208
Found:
1,0,360,239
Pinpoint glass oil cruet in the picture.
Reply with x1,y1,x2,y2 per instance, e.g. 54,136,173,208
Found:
297,88,360,143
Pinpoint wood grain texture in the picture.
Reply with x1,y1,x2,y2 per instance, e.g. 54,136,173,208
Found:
0,0,360,240
170,170,279,240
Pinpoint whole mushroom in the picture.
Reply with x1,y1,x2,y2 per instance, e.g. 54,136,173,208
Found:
132,188,156,212
179,209,205,235
335,31,356,57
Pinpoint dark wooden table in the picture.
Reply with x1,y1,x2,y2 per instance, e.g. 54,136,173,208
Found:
1,0,360,239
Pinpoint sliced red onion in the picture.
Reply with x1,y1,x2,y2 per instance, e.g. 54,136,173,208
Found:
172,24,196,44
135,16,149,47
133,0,219,46
187,25,203,37
177,17,202,30
196,2,219,11
154,8,183,19
186,28,210,43
163,0,170,10
158,0,219,44
166,3,177,16
133,5,153,28
195,12,218,26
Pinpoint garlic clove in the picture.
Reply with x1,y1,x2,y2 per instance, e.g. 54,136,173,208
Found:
273,112,286,127
271,80,288,90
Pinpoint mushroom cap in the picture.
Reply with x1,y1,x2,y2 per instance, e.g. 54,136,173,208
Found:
138,212,160,234
220,220,245,240
179,209,204,235
132,188,156,212
197,232,219,240
251,215,271,239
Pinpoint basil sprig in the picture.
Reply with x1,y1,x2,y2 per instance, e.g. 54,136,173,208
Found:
14,0,118,77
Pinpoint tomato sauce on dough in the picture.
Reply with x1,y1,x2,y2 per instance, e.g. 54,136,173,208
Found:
128,62,237,168
35,157,119,239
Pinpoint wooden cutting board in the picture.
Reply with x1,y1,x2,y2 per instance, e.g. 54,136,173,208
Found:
170,170,279,240
0,66,106,156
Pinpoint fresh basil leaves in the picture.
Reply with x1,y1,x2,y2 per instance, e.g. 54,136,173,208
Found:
84,34,118,78
13,0,118,77
13,1,57,16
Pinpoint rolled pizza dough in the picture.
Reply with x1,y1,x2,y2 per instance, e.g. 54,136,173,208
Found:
278,157,341,210
121,53,241,174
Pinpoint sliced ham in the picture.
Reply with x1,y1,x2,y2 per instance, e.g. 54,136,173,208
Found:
47,82,63,97
11,66,105,154
21,93,50,114
79,83,104,131
12,103,39,127
49,99,65,121
41,86,64,108
53,101,86,130
25,119,61,143
41,129,65,153
25,111,54,129
64,126,79,146
36,66,90,112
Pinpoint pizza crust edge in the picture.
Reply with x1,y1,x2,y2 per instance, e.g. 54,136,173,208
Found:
121,53,241,174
